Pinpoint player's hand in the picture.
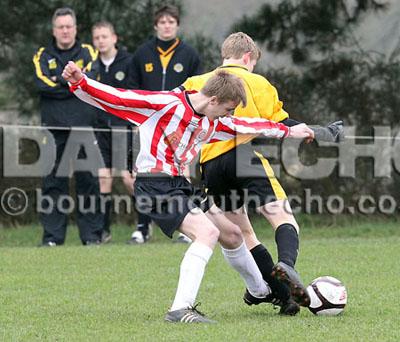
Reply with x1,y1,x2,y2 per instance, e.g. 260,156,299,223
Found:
287,123,314,141
62,61,84,84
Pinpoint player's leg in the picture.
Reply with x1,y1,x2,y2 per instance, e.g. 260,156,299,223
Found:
201,147,296,313
258,199,310,307
224,207,292,300
133,175,216,323
168,209,219,317
206,204,270,299
258,198,299,267
245,150,309,307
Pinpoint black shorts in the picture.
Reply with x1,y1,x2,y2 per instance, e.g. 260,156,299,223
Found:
96,126,136,170
201,143,287,211
134,174,210,238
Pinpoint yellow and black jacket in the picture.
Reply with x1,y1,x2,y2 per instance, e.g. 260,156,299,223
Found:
33,39,98,126
130,37,202,91
182,64,289,164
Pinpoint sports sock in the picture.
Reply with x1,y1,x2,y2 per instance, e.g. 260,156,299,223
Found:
136,211,151,237
250,244,290,301
100,192,112,233
221,242,270,298
170,242,213,311
275,223,299,268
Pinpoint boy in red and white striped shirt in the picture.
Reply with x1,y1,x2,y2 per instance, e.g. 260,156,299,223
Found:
63,61,313,323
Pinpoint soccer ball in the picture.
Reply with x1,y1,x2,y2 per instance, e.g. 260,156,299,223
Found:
306,276,347,316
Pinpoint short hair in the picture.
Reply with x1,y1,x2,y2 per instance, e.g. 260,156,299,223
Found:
92,21,116,34
221,32,261,61
154,5,180,25
201,70,247,108
52,7,76,26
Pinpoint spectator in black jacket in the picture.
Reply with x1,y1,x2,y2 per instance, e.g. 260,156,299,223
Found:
33,7,102,246
128,4,203,244
130,5,202,91
91,21,138,243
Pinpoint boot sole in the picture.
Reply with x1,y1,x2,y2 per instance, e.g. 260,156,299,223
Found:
271,265,310,307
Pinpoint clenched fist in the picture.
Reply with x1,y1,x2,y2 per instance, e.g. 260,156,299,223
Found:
62,61,84,84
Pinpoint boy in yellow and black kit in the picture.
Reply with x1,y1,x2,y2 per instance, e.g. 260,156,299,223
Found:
180,32,344,315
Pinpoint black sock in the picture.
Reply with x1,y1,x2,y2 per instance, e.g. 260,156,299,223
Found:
275,223,299,268
250,244,290,301
136,211,151,237
100,192,112,234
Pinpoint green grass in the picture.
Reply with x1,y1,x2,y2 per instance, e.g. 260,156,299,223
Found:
1,218,400,341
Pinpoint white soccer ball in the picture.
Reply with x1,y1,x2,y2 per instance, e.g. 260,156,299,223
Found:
306,276,347,316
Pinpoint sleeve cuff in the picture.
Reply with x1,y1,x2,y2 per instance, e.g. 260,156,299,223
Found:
68,75,87,92
279,123,290,138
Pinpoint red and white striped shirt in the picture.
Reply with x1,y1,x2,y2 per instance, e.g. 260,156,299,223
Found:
71,76,289,176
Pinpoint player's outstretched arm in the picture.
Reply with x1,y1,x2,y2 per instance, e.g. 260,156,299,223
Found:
62,62,168,126
213,116,314,142
280,118,344,142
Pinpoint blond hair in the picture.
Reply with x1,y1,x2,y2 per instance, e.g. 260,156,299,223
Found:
221,32,261,60
92,21,116,34
201,70,247,107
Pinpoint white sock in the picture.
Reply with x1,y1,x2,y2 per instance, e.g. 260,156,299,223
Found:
221,242,271,298
170,242,213,311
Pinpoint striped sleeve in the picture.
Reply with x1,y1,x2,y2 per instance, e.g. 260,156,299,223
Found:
210,116,289,142
70,76,178,126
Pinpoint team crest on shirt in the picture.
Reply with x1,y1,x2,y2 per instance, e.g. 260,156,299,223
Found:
115,71,125,81
164,131,180,149
173,63,184,73
145,63,153,72
48,58,57,70
164,131,187,151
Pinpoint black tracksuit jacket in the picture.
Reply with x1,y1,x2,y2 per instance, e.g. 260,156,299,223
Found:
94,48,135,127
33,39,98,127
130,37,202,91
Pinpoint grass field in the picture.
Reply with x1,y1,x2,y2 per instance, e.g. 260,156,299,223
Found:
1,217,399,341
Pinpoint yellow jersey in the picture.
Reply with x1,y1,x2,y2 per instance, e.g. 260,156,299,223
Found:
182,64,289,164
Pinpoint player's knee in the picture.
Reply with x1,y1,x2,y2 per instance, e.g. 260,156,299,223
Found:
220,224,243,248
